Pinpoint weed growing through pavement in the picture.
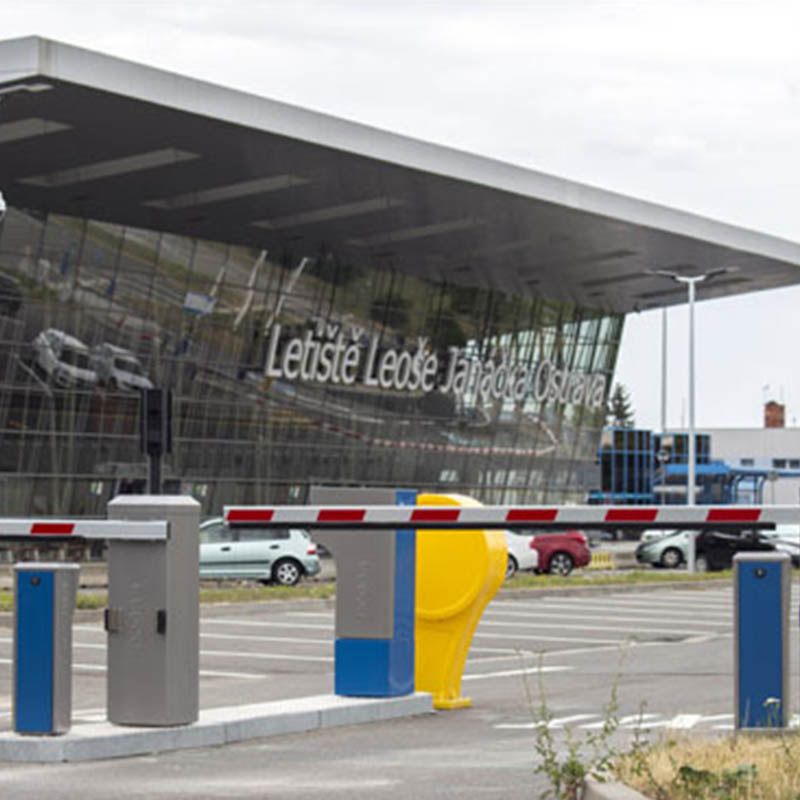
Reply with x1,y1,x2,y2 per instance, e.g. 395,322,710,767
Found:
521,649,636,800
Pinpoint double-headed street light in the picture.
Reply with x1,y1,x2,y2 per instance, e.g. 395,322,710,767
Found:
647,267,731,572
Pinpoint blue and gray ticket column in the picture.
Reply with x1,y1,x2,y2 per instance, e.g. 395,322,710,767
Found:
309,486,416,697
13,563,80,735
734,551,791,729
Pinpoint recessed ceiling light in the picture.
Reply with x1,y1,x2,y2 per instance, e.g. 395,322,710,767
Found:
20,148,199,188
145,174,309,210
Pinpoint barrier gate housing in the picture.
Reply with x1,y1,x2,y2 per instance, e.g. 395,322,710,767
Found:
1,494,200,732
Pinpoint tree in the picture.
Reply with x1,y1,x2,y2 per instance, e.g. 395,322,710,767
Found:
607,383,635,428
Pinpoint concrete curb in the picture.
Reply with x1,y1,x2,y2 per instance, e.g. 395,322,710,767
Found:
584,776,650,799
0,692,433,762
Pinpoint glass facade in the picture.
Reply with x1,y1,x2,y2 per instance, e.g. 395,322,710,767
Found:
0,207,624,517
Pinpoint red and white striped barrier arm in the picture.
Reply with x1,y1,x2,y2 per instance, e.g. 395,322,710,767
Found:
223,505,800,529
0,519,168,540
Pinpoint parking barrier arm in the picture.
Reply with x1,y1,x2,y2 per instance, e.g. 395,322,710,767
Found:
223,504,798,530
0,519,168,540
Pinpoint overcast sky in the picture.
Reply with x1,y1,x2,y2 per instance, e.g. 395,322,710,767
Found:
3,0,800,431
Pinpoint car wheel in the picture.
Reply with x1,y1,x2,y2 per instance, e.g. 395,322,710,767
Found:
272,558,302,586
694,554,709,573
660,547,683,569
505,555,518,580
548,551,574,576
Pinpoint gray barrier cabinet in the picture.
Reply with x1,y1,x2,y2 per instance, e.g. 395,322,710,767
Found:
106,495,200,726
13,563,79,735
734,551,791,729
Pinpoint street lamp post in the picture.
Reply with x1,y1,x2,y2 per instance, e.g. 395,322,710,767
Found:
647,267,730,572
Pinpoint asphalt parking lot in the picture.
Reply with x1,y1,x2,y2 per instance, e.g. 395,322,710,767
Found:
1,580,797,798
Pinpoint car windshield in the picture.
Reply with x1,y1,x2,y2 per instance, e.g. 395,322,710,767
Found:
61,347,91,370
115,357,143,375
200,522,230,544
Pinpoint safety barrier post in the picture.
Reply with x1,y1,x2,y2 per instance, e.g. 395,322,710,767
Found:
734,551,790,729
13,563,79,735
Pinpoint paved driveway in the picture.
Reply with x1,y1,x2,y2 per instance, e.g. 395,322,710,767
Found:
0,581,794,798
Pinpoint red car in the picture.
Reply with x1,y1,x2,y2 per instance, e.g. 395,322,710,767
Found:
525,530,591,576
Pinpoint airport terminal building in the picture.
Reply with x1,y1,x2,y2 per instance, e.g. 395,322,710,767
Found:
1,37,799,517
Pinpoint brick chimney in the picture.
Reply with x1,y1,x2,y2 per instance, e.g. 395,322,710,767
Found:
765,400,785,428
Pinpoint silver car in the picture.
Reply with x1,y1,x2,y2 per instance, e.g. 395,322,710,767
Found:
199,518,321,585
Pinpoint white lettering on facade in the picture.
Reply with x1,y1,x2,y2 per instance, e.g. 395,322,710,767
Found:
264,325,608,410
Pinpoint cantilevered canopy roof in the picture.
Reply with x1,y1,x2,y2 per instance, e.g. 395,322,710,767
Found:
2,35,800,314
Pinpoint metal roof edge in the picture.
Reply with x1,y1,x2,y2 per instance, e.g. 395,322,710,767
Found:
2,36,800,270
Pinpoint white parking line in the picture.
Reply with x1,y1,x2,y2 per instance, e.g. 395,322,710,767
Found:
0,657,265,680
475,632,624,645
200,632,331,646
530,599,732,616
0,638,332,665
582,713,661,729
638,591,731,604
483,608,726,628
73,626,331,646
496,713,598,730
466,654,539,666
494,599,731,619
477,619,708,636
497,712,746,733
462,665,571,680
196,669,269,679
200,648,333,663
199,619,335,631
668,714,703,729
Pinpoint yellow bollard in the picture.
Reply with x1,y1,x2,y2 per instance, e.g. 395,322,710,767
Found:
415,492,506,709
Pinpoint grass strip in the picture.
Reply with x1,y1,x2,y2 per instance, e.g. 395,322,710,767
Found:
616,732,800,799
505,568,734,589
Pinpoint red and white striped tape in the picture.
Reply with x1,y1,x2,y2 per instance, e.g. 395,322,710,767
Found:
223,505,800,529
0,519,168,540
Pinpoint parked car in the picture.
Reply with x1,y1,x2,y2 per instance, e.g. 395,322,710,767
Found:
639,529,675,544
759,529,800,567
504,530,539,579
517,529,591,576
90,343,153,391
32,328,98,388
771,538,800,567
635,529,776,571
199,518,321,585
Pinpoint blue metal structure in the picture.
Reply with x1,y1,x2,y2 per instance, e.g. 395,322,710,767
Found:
588,427,800,506
593,428,655,505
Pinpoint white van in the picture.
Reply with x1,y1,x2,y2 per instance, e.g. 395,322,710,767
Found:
91,343,153,391
32,328,98,388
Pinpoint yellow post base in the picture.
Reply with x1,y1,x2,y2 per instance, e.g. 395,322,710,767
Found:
433,696,473,710
415,493,506,711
